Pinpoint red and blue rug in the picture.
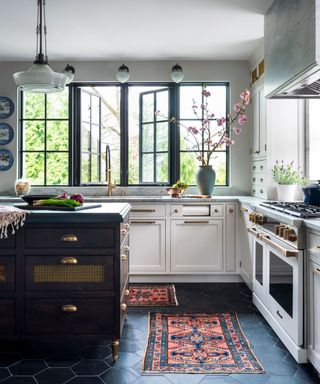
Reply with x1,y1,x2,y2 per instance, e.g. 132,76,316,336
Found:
128,284,178,307
142,312,264,374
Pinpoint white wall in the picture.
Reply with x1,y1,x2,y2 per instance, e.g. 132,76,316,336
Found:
0,60,251,195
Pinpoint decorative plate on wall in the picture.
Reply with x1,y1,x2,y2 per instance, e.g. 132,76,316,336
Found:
0,123,14,145
0,149,14,171
0,96,15,118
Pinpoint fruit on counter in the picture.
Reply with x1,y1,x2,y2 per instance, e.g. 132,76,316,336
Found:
34,198,81,207
70,193,85,204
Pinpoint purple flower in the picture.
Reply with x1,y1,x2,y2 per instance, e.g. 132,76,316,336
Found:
187,126,199,135
217,117,226,126
202,89,211,97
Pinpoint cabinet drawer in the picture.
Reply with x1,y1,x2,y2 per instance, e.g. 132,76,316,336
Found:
0,256,15,291
252,160,266,173
0,299,15,335
26,255,114,291
0,235,16,249
307,231,320,263
25,299,114,335
130,204,165,217
25,227,115,249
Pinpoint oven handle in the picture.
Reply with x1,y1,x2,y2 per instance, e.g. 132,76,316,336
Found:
260,234,298,257
247,227,261,238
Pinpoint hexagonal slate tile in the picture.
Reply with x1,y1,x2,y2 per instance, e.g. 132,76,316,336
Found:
72,359,109,376
35,367,75,384
9,359,47,376
46,352,81,367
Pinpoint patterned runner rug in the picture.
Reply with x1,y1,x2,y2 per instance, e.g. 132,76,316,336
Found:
142,312,264,374
128,284,178,307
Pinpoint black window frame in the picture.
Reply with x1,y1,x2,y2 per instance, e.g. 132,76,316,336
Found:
19,81,230,187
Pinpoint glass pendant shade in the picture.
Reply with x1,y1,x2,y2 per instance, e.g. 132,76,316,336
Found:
171,64,184,83
116,64,130,83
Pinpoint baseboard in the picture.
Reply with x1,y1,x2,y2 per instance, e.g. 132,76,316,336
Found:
129,274,244,283
253,293,307,363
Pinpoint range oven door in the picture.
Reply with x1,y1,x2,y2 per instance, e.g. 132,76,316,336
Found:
249,227,267,302
260,234,303,346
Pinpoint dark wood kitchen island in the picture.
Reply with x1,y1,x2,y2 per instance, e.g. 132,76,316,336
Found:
0,203,131,361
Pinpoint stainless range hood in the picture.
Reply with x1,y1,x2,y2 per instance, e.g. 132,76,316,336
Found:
265,0,320,98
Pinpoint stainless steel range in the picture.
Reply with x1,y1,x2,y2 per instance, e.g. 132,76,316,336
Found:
247,209,307,363
260,201,320,218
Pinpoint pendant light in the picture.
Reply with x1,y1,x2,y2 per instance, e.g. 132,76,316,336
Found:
116,64,130,83
170,63,184,83
13,0,69,93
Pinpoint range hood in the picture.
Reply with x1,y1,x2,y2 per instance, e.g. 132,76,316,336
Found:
265,0,320,98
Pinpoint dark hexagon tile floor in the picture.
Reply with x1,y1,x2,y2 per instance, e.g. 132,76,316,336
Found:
0,283,319,384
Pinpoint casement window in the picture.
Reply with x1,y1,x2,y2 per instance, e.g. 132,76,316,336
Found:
20,82,229,187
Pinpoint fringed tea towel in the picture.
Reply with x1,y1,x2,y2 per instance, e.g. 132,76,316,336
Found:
0,205,28,239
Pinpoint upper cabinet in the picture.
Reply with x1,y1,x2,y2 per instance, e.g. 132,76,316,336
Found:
251,79,266,160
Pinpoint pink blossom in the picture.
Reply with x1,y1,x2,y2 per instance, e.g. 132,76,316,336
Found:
217,117,226,126
233,127,242,135
238,115,248,125
233,103,241,113
202,89,211,97
240,89,250,105
187,126,199,135
197,155,203,161
210,113,215,118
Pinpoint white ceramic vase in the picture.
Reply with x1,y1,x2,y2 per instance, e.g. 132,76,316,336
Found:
276,184,299,201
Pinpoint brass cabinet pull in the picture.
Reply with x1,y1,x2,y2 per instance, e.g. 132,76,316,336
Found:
121,229,127,235
241,207,248,212
229,208,234,213
314,268,320,276
260,178,264,183
247,227,260,238
214,209,219,213
62,304,78,313
120,254,127,261
316,245,320,252
174,209,179,213
123,223,130,230
125,289,130,296
131,209,156,213
184,220,209,224
260,189,264,193
124,245,130,252
61,257,78,264
130,221,156,224
61,234,78,242
260,235,298,257
120,303,127,311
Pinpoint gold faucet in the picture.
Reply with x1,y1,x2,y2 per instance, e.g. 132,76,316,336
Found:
105,144,116,196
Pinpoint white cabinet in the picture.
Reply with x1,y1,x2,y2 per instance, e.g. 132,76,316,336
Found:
251,80,266,159
170,219,223,273
129,219,166,273
239,205,253,289
307,230,320,373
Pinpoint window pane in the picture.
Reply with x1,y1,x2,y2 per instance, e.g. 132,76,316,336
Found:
156,122,168,151
23,93,45,119
47,121,69,151
180,152,198,185
91,96,100,125
142,93,154,123
91,124,100,153
91,154,99,182
142,154,154,182
207,85,226,118
23,121,45,151
47,153,69,185
180,121,202,151
142,124,154,152
47,89,69,119
156,153,168,182
308,100,320,180
81,152,90,183
23,152,45,185
81,123,90,151
156,90,169,121
81,91,91,123
179,86,202,119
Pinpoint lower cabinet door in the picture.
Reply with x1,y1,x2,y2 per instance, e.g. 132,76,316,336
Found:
129,220,166,273
25,299,114,335
170,219,223,272
0,299,15,335
308,260,320,372
239,208,253,289
0,256,15,291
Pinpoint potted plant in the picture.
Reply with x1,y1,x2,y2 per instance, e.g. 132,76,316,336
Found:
272,161,308,201
166,180,189,198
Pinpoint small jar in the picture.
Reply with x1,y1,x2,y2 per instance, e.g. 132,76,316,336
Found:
14,178,31,196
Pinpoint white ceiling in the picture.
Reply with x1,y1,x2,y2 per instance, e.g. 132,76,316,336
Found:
0,0,273,61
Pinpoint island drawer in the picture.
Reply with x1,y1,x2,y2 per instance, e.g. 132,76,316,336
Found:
0,235,16,249
25,227,115,249
0,299,15,335
0,256,15,291
130,204,165,217
25,298,114,335
25,255,114,291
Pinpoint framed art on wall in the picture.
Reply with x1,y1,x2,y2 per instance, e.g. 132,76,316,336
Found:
0,149,14,171
0,96,15,118
0,123,14,145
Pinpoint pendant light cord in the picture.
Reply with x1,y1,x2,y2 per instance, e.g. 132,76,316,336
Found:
34,0,48,64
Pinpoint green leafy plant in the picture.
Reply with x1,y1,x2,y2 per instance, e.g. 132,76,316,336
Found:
272,161,308,185
172,180,189,190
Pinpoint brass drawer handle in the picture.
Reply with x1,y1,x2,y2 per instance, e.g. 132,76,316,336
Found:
61,257,78,264
229,208,234,213
174,209,179,213
316,245,320,252
120,303,127,311
214,209,219,213
124,245,130,252
241,207,248,212
130,221,156,224
121,229,127,235
184,221,209,224
62,304,78,313
131,209,156,213
123,223,130,230
315,268,320,276
61,234,78,242
120,254,127,261
125,289,130,296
